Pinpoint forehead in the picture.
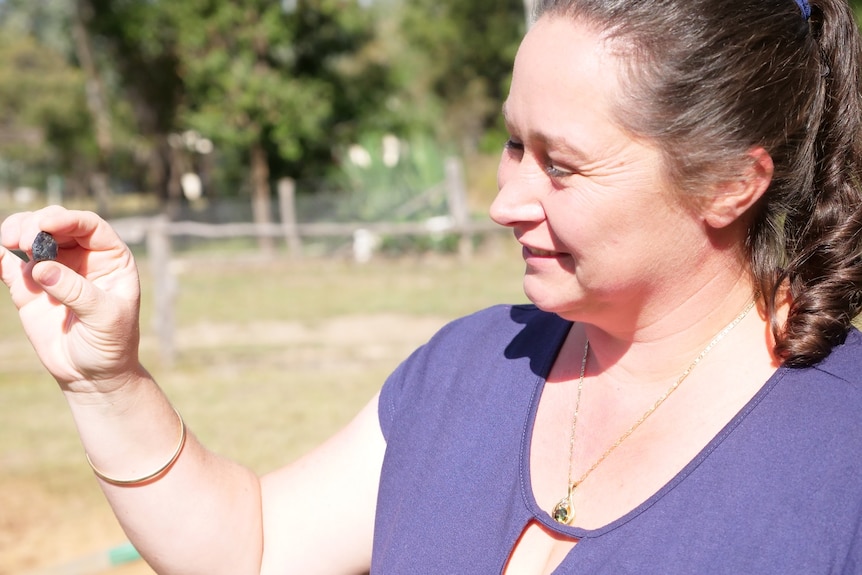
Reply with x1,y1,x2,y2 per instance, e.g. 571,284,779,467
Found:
505,16,626,138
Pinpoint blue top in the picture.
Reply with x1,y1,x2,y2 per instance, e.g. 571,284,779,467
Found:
373,304,862,574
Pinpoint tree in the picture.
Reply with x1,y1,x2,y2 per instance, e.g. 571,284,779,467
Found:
72,0,114,214
0,28,96,196
72,0,395,246
166,0,389,250
391,0,525,153
78,0,184,209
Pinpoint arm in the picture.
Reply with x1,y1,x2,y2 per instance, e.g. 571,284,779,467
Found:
260,392,384,574
0,207,381,574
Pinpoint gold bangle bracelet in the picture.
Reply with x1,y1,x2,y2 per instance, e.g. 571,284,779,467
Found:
85,407,186,487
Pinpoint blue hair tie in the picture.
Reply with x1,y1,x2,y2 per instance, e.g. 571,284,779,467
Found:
794,0,811,20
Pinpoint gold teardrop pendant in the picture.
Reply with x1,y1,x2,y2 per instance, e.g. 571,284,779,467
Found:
552,495,574,525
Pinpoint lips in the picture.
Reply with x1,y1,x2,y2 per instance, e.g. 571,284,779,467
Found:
524,246,560,257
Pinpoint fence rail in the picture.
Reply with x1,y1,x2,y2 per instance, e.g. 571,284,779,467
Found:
112,213,500,243
111,157,505,366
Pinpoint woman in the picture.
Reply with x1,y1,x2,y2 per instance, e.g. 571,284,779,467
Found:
3,0,862,573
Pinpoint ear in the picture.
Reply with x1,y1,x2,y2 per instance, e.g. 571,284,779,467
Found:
703,147,774,229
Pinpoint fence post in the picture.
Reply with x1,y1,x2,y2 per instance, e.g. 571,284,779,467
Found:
445,156,473,260
278,177,303,259
147,215,175,367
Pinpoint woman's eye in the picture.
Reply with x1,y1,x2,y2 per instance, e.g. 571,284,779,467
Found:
502,139,575,178
545,164,574,178
504,139,525,151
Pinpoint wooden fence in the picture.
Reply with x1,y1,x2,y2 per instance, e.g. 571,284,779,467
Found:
109,157,504,366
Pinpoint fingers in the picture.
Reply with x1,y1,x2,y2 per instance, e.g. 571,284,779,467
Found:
2,208,141,388
0,211,28,250
37,208,125,252
30,259,106,320
0,244,26,291
1,207,135,315
2,206,123,255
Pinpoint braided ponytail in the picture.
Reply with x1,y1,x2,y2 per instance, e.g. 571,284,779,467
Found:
773,0,862,366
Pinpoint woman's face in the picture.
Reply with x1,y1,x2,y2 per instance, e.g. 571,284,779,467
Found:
491,16,710,327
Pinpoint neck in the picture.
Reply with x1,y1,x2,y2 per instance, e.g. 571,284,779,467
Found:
578,277,772,386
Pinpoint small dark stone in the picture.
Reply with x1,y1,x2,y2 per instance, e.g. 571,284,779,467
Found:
552,500,572,524
32,231,58,262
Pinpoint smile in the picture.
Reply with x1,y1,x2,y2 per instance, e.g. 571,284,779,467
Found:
525,246,560,257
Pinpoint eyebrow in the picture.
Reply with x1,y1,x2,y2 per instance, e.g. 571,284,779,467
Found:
502,102,590,162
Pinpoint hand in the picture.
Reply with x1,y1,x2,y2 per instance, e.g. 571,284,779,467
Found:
0,206,144,395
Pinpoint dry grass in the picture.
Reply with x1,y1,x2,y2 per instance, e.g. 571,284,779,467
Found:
0,242,526,574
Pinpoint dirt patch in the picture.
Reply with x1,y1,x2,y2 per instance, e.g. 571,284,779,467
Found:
157,313,446,363
0,478,139,575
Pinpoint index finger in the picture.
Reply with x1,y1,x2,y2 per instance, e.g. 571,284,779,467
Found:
0,244,27,291
0,210,30,250
4,207,124,255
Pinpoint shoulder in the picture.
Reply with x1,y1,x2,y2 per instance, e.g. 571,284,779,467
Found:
778,327,862,417
808,326,862,386
377,304,570,438
425,303,567,352
766,327,862,442
388,303,570,380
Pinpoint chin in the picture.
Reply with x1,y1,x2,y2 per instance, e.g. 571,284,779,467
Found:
523,280,595,322
523,289,579,318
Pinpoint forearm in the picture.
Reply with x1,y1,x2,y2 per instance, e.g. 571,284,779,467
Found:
1,210,264,572
66,368,263,575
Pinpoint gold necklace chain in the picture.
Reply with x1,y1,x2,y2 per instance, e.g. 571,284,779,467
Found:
551,298,757,525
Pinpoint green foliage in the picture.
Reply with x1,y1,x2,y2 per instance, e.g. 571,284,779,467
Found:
83,0,182,137
391,0,524,150
10,0,862,209
334,132,448,221
0,30,95,186
0,0,527,203
0,0,75,56
164,0,397,185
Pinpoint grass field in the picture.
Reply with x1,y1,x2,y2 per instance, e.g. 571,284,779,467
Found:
0,241,527,574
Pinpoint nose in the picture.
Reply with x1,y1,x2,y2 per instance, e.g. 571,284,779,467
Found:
489,156,546,227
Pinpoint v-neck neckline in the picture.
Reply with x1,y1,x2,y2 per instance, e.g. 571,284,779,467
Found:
516,321,788,541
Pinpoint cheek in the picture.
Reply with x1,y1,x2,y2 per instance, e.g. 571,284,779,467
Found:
542,192,605,240
543,195,652,268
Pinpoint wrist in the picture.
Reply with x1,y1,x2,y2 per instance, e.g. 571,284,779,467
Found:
63,371,186,487
62,363,155,412
86,406,186,486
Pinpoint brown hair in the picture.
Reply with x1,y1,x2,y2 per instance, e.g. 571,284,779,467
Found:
537,0,862,366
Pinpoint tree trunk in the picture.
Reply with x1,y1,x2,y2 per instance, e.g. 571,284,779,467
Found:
166,139,187,220
250,140,275,255
73,0,113,216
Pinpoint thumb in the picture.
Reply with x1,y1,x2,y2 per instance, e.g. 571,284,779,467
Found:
32,261,105,320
